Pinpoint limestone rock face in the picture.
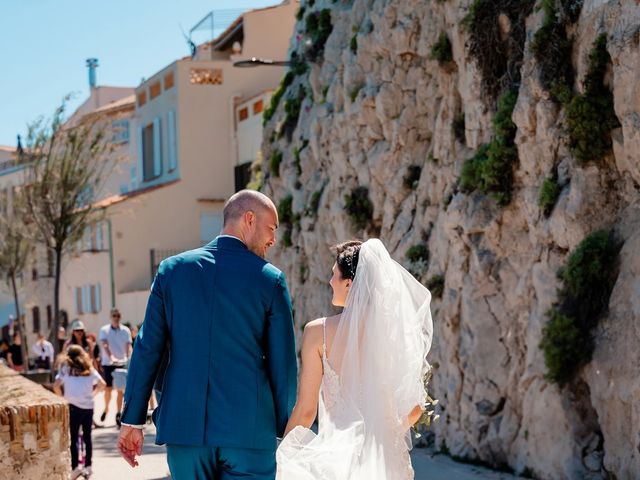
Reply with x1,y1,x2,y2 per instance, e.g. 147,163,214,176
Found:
261,1,640,478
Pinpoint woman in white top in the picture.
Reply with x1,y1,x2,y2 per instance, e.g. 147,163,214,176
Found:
54,345,106,479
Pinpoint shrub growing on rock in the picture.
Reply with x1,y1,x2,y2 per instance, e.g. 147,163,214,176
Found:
406,244,430,264
566,34,620,164
430,32,453,65
403,165,422,190
460,89,518,205
540,229,621,384
463,0,535,99
269,151,283,177
539,177,560,217
304,9,333,62
452,113,466,144
277,195,297,247
426,274,445,298
344,187,373,231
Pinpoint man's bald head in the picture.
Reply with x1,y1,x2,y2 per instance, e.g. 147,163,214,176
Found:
223,190,276,226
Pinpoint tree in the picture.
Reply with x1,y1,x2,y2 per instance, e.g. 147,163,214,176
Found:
0,187,32,367
22,96,115,354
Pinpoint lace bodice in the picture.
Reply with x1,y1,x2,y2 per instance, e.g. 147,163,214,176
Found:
320,319,342,414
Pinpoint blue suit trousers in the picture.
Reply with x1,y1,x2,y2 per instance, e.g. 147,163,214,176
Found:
166,444,276,480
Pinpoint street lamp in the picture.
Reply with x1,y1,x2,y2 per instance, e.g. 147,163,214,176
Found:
233,57,292,68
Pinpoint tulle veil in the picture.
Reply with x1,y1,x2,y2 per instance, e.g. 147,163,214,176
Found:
277,239,433,479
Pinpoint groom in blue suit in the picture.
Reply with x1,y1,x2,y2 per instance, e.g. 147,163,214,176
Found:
118,190,298,479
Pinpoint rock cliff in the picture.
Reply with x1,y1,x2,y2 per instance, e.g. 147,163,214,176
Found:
260,1,640,478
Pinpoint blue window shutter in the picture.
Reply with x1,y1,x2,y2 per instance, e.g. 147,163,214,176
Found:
75,287,82,314
168,110,177,171
82,285,90,313
153,117,162,177
96,283,102,312
137,126,144,185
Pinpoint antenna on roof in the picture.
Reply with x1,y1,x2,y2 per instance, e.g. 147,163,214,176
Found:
180,24,197,58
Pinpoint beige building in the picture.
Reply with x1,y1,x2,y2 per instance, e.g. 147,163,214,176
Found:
0,1,298,350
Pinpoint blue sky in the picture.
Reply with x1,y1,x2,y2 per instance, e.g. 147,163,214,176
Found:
0,0,281,147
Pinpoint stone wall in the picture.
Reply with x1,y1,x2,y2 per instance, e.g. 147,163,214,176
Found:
259,0,640,478
0,365,69,479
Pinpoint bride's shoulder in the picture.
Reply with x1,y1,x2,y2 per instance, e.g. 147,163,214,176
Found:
303,317,325,333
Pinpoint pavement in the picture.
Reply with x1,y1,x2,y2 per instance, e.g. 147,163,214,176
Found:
88,393,518,480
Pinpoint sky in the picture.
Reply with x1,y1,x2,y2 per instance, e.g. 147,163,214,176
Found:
0,0,281,147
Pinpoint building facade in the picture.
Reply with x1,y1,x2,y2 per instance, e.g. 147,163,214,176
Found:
0,1,298,350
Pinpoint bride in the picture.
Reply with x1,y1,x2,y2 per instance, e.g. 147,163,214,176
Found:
277,239,433,479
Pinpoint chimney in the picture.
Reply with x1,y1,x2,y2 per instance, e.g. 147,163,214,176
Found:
86,58,99,89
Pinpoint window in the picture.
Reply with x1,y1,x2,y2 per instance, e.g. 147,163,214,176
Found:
32,306,40,333
167,110,177,171
190,68,223,85
200,213,223,244
112,119,130,144
46,305,52,329
164,72,175,90
253,100,264,115
75,285,101,314
150,81,161,100
140,119,162,181
60,310,68,328
238,107,249,122
234,162,252,192
137,90,147,107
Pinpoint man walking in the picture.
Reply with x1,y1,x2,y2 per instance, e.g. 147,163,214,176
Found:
98,308,132,426
32,331,55,370
118,190,297,479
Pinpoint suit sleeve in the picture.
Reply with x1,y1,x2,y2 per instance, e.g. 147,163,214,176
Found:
266,272,298,438
121,261,169,425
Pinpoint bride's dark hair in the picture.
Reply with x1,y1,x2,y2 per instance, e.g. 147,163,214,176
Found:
332,240,363,280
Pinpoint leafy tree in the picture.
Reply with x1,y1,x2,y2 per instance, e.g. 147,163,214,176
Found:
0,188,32,364
22,97,115,353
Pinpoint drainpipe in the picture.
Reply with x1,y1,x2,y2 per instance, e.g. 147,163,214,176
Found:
229,93,241,181
106,218,116,308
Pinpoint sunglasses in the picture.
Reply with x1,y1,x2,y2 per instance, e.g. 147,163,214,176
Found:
111,314,121,318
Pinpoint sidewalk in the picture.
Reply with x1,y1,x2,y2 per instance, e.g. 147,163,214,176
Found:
89,392,170,480
89,393,517,480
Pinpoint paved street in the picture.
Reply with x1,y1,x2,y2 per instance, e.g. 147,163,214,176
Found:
89,394,517,480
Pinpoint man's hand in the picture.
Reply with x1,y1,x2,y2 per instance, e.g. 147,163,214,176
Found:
118,425,143,467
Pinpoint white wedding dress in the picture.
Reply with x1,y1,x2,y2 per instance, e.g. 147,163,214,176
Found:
277,239,433,479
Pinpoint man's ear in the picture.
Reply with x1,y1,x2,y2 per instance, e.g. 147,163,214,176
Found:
244,210,255,226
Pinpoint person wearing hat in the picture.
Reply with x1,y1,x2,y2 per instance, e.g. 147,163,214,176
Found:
98,308,132,426
64,320,99,367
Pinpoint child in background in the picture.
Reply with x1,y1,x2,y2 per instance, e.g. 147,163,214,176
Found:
54,345,106,479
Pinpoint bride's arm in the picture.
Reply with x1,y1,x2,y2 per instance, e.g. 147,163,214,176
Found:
283,319,324,437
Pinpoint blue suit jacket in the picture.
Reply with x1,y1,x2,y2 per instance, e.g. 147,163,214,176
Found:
121,236,298,449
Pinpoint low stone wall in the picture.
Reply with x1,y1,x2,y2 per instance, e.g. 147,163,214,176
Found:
0,364,69,480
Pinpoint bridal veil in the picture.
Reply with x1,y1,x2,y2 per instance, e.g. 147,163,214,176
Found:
277,239,433,479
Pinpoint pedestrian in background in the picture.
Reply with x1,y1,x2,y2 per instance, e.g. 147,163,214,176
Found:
32,331,55,370
98,308,131,426
54,345,106,479
7,331,25,372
